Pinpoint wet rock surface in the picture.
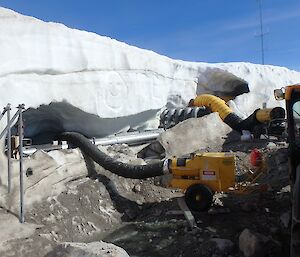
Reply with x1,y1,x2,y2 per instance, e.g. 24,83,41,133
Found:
44,241,129,257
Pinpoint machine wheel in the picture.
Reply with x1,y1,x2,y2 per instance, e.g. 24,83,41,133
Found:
184,184,213,212
253,125,265,139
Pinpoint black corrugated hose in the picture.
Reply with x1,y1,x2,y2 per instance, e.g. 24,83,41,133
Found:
59,132,166,179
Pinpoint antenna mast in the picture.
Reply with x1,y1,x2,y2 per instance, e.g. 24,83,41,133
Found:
257,0,265,64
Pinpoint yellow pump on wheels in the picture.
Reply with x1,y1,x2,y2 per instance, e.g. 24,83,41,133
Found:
168,152,236,211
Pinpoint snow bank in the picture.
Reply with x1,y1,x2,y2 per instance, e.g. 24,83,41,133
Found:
0,8,263,119
0,7,298,123
0,7,299,130
214,63,300,116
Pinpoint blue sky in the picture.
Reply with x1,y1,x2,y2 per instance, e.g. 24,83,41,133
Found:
1,0,300,71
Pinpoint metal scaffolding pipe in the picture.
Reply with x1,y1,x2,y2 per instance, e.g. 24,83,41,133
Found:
93,129,163,146
0,110,19,140
0,105,8,121
18,104,25,223
23,129,163,156
7,104,11,193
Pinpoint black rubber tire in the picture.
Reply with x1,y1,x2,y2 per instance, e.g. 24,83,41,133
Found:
253,125,265,139
184,184,213,212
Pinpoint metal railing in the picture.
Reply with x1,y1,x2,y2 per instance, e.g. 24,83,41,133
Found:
0,104,25,223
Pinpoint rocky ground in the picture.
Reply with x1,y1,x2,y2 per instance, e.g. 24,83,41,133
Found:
0,130,292,257
101,138,291,257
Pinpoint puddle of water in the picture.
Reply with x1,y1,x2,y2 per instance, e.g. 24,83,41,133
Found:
100,220,191,257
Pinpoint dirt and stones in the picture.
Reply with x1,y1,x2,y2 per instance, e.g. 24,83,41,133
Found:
99,138,291,257
0,144,181,257
0,134,292,257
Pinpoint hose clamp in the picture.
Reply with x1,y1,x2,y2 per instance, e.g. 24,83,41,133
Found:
163,159,170,174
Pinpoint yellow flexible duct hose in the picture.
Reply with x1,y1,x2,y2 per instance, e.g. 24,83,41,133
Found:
191,94,233,121
255,109,273,123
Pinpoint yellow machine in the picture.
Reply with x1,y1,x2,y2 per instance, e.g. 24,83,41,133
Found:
168,152,236,211
167,150,267,211
165,94,284,212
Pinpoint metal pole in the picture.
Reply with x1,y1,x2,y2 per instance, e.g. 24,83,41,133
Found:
7,104,11,193
0,111,20,140
93,129,163,146
0,108,7,121
18,104,25,223
258,0,265,64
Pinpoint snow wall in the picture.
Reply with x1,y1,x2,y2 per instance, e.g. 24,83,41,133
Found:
2,7,300,122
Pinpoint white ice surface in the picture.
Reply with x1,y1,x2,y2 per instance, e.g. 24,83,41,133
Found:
1,7,299,121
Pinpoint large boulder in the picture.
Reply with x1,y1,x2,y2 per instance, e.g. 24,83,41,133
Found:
201,238,234,257
239,229,281,257
44,241,129,257
159,113,231,157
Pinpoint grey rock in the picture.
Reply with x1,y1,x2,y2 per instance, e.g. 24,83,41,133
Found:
124,208,138,220
239,229,282,257
43,241,129,257
240,202,256,213
239,229,264,257
280,211,290,228
267,142,277,149
208,207,230,214
201,238,234,257
132,184,142,193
